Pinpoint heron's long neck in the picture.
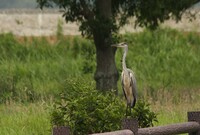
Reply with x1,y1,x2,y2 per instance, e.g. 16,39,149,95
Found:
122,47,128,70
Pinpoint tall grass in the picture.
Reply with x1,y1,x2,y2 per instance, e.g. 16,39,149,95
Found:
0,101,51,135
119,28,200,101
0,28,200,134
0,33,94,103
1,29,200,103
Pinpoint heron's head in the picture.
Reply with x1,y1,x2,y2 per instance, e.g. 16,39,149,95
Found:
111,42,128,48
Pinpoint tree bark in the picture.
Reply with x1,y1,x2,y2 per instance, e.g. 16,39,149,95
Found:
93,0,119,92
94,43,119,92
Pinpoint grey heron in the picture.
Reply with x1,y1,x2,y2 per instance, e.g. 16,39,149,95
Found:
112,42,137,116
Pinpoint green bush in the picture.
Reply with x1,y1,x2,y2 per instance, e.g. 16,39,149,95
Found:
51,78,125,134
132,100,158,128
50,79,157,134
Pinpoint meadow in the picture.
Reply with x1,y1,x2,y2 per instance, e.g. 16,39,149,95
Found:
0,28,200,134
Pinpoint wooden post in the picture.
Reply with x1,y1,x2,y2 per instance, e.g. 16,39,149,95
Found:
122,118,138,135
188,111,200,135
53,126,70,135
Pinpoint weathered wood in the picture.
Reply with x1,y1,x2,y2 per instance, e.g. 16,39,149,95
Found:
138,122,200,135
90,130,134,135
122,118,138,135
52,112,200,135
188,111,200,135
53,126,70,135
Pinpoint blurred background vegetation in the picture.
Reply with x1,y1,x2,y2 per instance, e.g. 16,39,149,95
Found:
1,1,200,134
0,27,199,134
1,28,200,104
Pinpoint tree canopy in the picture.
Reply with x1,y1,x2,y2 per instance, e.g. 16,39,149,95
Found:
38,0,199,33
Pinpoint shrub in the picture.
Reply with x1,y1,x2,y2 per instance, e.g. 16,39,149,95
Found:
51,78,125,134
132,100,158,128
50,78,158,134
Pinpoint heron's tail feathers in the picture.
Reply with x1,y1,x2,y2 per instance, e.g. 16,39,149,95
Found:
130,98,136,108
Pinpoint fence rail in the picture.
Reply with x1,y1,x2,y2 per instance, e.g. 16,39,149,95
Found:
138,122,200,135
53,111,200,135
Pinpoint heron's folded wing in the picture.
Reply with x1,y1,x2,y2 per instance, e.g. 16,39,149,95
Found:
127,69,137,99
121,71,127,100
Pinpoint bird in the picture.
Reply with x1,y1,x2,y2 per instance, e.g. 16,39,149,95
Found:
111,42,137,117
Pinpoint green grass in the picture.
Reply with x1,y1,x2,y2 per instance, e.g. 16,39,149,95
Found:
0,33,94,103
0,101,51,135
122,28,200,91
153,99,200,126
0,28,200,134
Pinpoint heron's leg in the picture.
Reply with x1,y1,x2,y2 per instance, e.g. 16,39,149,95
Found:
125,104,128,118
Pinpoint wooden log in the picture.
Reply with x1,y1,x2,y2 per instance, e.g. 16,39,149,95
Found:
138,122,199,135
90,130,134,135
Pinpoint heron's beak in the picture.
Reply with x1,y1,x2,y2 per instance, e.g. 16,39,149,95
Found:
111,44,118,47
111,42,126,48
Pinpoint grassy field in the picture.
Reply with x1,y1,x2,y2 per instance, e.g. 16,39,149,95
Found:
0,101,51,135
0,28,200,134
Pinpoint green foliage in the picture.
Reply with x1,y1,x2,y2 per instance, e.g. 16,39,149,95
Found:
0,102,51,135
71,37,81,58
0,75,17,102
37,0,199,91
70,36,96,74
132,100,158,128
0,33,20,59
1,29,200,103
1,29,200,134
0,33,83,103
120,28,200,93
37,0,199,34
51,78,125,134
51,78,158,134
0,74,37,103
121,0,199,30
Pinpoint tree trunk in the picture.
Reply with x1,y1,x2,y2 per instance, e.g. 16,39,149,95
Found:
94,43,119,92
92,0,119,92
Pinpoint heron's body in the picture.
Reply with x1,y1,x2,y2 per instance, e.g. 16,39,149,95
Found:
112,42,137,116
121,69,137,108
